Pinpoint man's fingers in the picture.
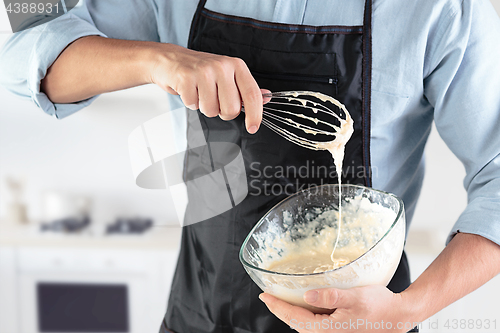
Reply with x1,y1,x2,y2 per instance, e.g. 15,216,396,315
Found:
304,288,356,310
198,81,220,117
176,84,199,111
165,86,179,96
234,60,262,134
168,85,199,110
217,74,242,121
259,293,320,332
163,51,268,125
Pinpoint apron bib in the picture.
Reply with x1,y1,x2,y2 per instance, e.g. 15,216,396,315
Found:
162,1,414,332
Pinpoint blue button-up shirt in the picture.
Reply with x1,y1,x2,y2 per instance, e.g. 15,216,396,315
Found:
1,0,500,246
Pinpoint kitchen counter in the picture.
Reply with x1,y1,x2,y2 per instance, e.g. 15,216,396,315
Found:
0,221,182,250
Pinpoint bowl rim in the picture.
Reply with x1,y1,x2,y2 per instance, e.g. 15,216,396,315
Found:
239,183,405,277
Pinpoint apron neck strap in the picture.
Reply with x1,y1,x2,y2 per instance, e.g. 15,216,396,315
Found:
362,0,373,187
188,0,208,49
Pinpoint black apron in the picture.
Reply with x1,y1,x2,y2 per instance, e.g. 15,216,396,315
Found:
162,1,415,332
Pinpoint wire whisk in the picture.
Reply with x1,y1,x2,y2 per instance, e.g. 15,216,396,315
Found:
243,91,352,148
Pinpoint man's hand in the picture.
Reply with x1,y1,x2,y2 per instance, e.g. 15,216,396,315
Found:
41,37,267,133
260,285,414,332
261,233,500,332
148,43,267,134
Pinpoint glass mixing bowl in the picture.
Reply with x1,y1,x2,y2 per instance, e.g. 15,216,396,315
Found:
239,184,405,312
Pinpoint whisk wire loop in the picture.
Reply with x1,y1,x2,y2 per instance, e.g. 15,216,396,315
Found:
242,91,349,149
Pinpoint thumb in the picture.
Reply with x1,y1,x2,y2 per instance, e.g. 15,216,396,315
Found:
304,288,355,309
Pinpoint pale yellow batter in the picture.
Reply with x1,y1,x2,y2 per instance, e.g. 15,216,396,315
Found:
266,91,354,272
267,253,351,274
261,196,398,275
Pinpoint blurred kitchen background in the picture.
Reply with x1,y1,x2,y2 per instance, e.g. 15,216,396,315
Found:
1,2,500,333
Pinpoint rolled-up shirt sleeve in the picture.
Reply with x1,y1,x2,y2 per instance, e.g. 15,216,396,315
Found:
0,0,158,118
423,0,500,246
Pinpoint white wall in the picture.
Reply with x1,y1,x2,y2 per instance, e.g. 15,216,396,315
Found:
0,7,182,225
0,80,180,226
493,0,500,13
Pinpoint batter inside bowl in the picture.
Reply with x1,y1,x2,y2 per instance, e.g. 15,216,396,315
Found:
262,196,397,275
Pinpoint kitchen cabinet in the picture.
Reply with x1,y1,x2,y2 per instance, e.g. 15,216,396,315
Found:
0,223,181,333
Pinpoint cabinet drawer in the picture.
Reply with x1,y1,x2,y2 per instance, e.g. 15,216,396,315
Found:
18,248,158,272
